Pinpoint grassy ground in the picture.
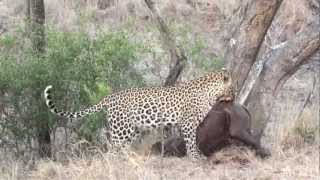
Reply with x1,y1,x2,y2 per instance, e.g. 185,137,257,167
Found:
1,143,318,180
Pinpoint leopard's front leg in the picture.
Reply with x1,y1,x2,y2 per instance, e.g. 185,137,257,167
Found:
180,120,202,160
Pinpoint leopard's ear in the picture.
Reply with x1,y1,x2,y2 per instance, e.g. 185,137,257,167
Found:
221,68,232,84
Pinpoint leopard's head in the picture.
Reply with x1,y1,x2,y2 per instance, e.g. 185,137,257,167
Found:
205,69,235,104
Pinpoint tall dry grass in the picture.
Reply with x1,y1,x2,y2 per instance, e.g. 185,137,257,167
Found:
1,137,319,180
9,145,320,180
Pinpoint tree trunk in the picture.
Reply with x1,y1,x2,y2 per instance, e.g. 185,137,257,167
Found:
25,0,31,37
225,0,283,92
245,24,319,129
25,0,31,22
224,0,319,148
30,0,46,54
37,119,52,158
97,0,114,10
29,0,51,158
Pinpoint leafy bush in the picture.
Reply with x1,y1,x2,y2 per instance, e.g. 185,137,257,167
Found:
0,27,144,155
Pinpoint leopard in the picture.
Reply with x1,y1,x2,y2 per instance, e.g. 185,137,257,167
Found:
44,70,234,159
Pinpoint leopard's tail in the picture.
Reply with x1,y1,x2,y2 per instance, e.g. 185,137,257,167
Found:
44,85,105,119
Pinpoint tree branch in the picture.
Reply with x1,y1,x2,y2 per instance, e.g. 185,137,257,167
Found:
144,0,187,86
273,38,320,95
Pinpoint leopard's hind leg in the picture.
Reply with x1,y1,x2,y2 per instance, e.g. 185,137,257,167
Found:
107,112,142,154
179,119,202,160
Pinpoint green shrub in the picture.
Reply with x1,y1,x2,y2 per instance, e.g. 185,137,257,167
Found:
0,27,145,152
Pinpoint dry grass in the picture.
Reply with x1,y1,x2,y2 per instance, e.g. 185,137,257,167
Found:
1,143,318,180
1,106,318,180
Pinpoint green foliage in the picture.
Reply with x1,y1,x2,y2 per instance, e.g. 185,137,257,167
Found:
0,27,144,150
294,124,318,144
0,34,17,49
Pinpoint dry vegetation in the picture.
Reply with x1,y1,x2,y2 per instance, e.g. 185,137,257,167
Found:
1,146,319,180
1,106,318,179
1,133,319,180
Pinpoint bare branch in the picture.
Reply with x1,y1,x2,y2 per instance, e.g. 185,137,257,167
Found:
273,37,320,95
144,0,187,86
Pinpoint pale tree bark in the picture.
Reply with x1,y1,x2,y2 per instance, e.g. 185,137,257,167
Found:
225,0,283,92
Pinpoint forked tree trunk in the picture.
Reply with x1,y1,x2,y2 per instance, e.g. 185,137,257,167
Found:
245,24,320,129
224,0,319,140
